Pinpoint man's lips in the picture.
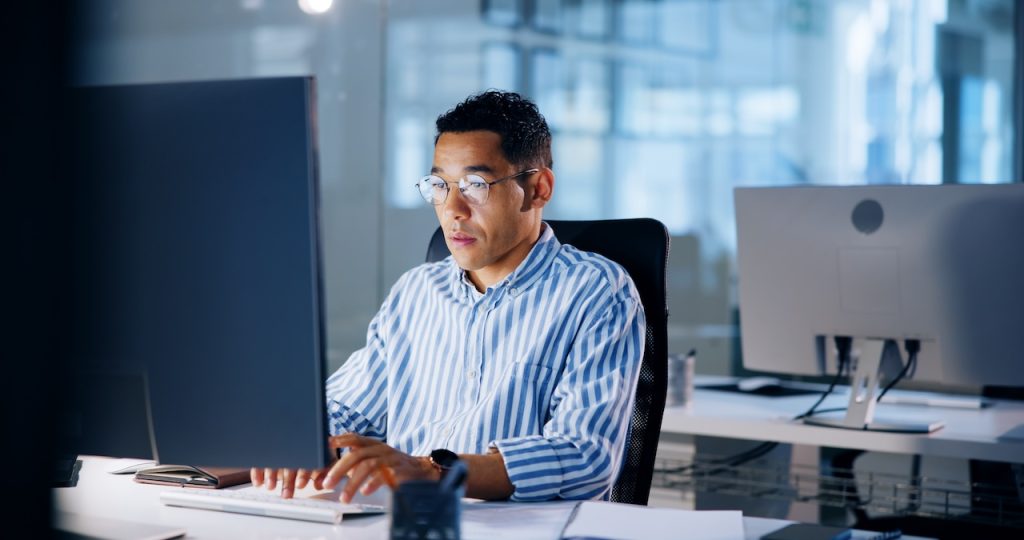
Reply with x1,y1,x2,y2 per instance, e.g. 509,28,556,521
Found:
449,232,477,247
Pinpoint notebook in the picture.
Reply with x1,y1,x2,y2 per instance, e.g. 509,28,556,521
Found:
133,464,250,489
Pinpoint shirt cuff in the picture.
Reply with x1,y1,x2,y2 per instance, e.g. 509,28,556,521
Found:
326,400,383,438
491,435,565,502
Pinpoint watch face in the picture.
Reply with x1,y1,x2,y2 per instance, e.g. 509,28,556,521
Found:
430,449,459,470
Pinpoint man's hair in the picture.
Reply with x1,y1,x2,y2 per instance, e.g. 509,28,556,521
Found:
435,90,553,169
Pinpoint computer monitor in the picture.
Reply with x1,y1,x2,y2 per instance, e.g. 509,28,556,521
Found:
66,77,330,469
734,184,1024,432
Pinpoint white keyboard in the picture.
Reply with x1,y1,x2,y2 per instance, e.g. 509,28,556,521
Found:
160,489,386,524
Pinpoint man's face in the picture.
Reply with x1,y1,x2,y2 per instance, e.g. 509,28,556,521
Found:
432,130,548,290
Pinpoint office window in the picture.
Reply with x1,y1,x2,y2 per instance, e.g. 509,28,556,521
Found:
73,1,1019,375
531,0,565,33
550,135,605,218
656,0,717,55
482,42,521,92
530,49,568,129
483,0,521,27
386,0,1020,375
615,61,697,137
617,0,658,45
570,0,612,40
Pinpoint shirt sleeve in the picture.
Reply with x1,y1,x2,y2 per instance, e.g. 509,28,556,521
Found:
491,277,646,501
324,287,397,440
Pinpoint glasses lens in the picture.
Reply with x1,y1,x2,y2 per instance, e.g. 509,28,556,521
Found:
417,176,447,205
460,175,489,205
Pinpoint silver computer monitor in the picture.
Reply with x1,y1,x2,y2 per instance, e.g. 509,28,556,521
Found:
734,184,1024,430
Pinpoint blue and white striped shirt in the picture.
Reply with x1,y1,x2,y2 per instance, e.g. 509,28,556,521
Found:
325,224,645,501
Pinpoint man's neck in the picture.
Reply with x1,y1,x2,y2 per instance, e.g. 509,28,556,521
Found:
466,223,545,292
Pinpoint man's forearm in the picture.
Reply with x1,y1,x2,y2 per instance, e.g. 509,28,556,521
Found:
458,448,514,500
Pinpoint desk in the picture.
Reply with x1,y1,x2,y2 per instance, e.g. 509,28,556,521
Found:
54,457,915,540
661,376,1024,464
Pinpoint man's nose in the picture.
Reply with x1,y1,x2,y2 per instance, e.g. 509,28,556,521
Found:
441,187,471,220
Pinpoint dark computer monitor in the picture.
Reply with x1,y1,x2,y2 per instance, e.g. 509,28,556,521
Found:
66,76,330,469
734,184,1024,431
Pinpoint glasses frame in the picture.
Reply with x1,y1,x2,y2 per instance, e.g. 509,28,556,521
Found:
415,168,539,206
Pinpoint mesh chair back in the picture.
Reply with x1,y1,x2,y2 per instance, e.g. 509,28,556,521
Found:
426,218,669,505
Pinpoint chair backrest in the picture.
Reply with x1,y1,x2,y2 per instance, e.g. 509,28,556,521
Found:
426,218,670,505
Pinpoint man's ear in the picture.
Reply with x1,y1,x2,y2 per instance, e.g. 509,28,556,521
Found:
525,167,554,210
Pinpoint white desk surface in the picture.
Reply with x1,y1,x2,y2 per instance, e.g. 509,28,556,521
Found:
662,376,1024,463
54,456,916,540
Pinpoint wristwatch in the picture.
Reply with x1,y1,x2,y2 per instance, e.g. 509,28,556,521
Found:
429,448,460,478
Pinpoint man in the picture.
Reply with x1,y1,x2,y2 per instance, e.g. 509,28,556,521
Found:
253,90,645,503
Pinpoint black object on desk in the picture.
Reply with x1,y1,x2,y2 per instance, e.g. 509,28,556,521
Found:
701,382,821,398
52,455,82,488
391,460,467,540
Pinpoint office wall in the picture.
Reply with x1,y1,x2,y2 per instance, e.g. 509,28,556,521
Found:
72,0,1019,376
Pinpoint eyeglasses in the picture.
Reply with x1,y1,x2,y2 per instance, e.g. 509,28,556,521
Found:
415,169,539,206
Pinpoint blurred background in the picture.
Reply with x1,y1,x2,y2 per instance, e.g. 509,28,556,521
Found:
70,0,1021,376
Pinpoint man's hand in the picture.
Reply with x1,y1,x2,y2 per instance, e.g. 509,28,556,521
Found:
250,465,330,499
250,433,437,502
324,433,437,503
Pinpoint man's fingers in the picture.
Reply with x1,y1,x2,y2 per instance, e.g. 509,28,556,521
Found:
295,469,311,490
323,455,350,490
264,468,277,491
361,472,386,496
323,444,364,489
324,445,387,489
311,469,326,491
281,469,297,498
341,459,378,504
327,432,375,450
251,467,263,487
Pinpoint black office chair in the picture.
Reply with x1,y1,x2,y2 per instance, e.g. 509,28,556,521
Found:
426,218,670,505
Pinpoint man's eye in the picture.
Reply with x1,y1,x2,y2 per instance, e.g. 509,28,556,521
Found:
467,181,487,190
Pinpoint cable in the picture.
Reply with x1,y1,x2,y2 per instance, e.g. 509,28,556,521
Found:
794,337,851,421
656,337,854,474
876,339,920,404
656,340,926,498
799,406,845,417
726,337,854,468
718,338,855,469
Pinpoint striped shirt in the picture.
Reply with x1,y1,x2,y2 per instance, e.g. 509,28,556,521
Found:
325,223,645,501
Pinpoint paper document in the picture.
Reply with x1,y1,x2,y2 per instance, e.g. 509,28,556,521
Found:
562,501,744,540
462,500,578,540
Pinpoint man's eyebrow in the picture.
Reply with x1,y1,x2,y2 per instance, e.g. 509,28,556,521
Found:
464,164,496,174
430,164,497,175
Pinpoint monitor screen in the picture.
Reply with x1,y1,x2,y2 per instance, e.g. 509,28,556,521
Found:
735,184,1024,389
67,77,329,469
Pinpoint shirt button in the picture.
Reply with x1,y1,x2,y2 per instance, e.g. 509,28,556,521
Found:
509,287,518,296
445,426,454,436
467,369,477,379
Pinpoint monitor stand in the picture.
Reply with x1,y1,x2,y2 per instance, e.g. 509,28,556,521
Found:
803,338,945,434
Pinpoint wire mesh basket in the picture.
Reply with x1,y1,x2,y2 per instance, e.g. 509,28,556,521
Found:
652,449,1024,529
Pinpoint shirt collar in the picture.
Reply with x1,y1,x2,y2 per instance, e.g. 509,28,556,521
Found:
447,222,561,301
